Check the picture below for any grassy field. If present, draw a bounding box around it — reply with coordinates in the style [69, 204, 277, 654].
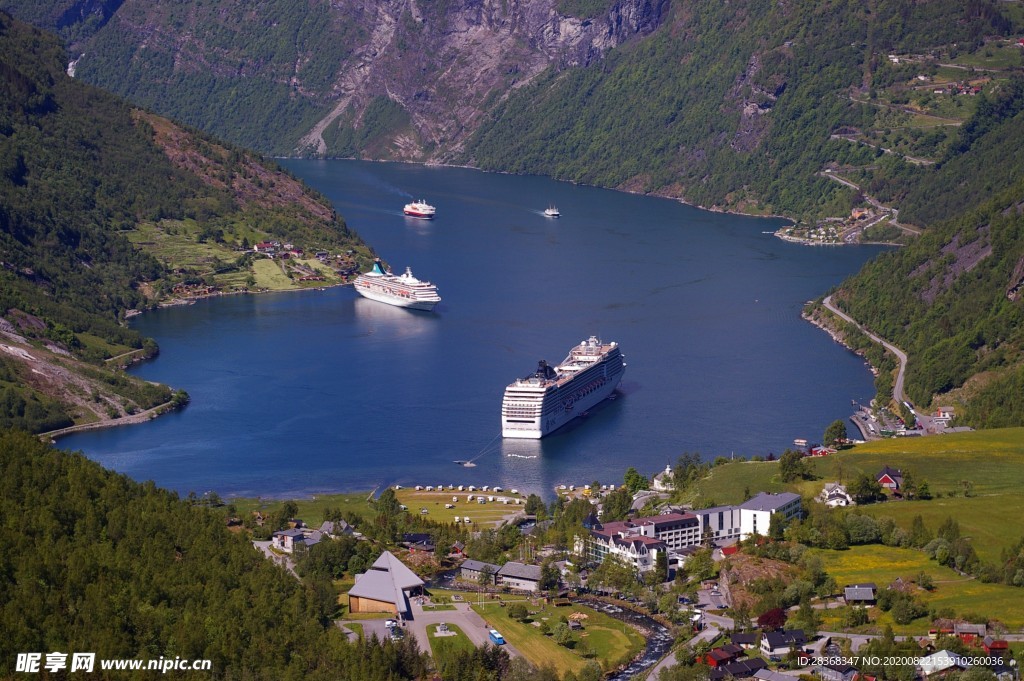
[691, 428, 1024, 562]
[427, 623, 477, 670]
[469, 601, 644, 675]
[252, 258, 294, 290]
[228, 485, 520, 531]
[396, 488, 524, 526]
[813, 545, 1024, 631]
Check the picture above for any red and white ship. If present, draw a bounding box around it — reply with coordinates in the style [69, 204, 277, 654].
[403, 199, 436, 219]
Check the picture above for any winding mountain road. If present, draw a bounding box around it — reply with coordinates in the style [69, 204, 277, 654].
[822, 295, 910, 408]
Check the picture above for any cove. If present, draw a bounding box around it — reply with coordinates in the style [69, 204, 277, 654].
[59, 160, 888, 498]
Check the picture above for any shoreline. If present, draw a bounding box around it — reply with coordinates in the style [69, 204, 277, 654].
[282, 155, 797, 222]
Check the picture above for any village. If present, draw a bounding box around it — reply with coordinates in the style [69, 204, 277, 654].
[245, 453, 1020, 681]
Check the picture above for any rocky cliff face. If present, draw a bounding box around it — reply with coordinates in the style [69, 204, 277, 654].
[58, 0, 667, 158]
[300, 0, 669, 158]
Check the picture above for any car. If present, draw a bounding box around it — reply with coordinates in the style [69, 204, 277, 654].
[420, 508, 429, 514]
[385, 620, 397, 629]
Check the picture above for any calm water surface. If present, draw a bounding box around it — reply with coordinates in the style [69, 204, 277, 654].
[61, 161, 887, 497]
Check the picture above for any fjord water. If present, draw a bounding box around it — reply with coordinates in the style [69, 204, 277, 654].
[61, 160, 887, 498]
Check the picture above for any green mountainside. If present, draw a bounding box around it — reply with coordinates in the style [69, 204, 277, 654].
[0, 12, 372, 433]
[0, 429, 429, 679]
[5, 0, 1024, 425]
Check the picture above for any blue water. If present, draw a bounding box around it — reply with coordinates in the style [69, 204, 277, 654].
[60, 160, 887, 498]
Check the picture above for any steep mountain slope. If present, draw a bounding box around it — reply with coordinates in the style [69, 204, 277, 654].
[0, 429, 429, 679]
[38, 0, 667, 158]
[0, 12, 372, 433]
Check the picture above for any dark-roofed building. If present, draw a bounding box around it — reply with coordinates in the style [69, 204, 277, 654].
[347, 551, 424, 618]
[319, 519, 353, 537]
[732, 632, 759, 649]
[703, 644, 745, 667]
[761, 630, 807, 658]
[460, 559, 500, 585]
[844, 583, 877, 605]
[754, 670, 797, 681]
[877, 466, 903, 490]
[709, 658, 767, 680]
[497, 561, 544, 592]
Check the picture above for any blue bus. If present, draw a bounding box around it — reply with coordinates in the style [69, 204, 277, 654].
[488, 629, 506, 645]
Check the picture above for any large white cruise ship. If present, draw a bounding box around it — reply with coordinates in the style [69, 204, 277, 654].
[353, 259, 441, 311]
[501, 336, 625, 438]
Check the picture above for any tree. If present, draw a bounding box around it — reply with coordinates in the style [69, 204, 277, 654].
[623, 467, 650, 493]
[779, 449, 809, 482]
[601, 486, 633, 521]
[824, 419, 848, 445]
[507, 603, 529, 621]
[540, 559, 561, 591]
[757, 607, 787, 630]
[376, 488, 401, 517]
[524, 493, 545, 516]
[478, 565, 495, 590]
[849, 474, 883, 504]
[552, 622, 572, 646]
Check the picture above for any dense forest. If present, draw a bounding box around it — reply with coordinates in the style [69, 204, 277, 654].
[0, 429, 430, 679]
[0, 11, 371, 433]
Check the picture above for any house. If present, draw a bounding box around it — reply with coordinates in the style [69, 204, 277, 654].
[347, 551, 424, 618]
[652, 464, 675, 491]
[918, 650, 970, 677]
[739, 492, 802, 539]
[709, 658, 767, 680]
[818, 662, 859, 681]
[983, 636, 1010, 658]
[843, 583, 877, 605]
[809, 445, 836, 457]
[731, 632, 759, 649]
[954, 623, 986, 643]
[271, 528, 306, 554]
[877, 466, 903, 490]
[820, 483, 854, 508]
[704, 644, 745, 667]
[254, 241, 276, 254]
[496, 561, 544, 592]
[761, 630, 807, 658]
[460, 559, 500, 585]
[319, 519, 353, 537]
[451, 541, 466, 556]
[754, 670, 796, 681]
[935, 407, 955, 420]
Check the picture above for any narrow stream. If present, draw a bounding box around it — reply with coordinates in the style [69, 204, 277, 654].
[576, 599, 675, 680]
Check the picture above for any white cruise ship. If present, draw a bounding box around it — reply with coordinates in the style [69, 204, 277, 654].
[501, 336, 625, 438]
[353, 259, 441, 311]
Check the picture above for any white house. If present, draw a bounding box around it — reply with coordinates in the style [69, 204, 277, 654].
[739, 492, 802, 538]
[818, 483, 854, 507]
[652, 464, 675, 491]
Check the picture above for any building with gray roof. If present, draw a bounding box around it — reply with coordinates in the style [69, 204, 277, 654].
[347, 551, 424, 618]
[497, 561, 544, 592]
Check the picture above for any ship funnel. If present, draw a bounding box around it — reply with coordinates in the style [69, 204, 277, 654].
[536, 360, 557, 380]
[371, 258, 387, 275]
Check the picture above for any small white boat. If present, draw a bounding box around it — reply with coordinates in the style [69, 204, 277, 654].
[544, 205, 560, 218]
[404, 199, 436, 219]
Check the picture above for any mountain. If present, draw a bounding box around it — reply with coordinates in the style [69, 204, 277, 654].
[0, 429, 429, 679]
[0, 11, 373, 433]
[6, 0, 1024, 425]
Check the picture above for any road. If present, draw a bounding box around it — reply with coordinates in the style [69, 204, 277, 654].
[822, 295, 909, 408]
[405, 597, 524, 660]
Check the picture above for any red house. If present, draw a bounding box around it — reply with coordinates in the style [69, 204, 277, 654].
[703, 645, 744, 667]
[876, 466, 903, 490]
[983, 636, 1010, 657]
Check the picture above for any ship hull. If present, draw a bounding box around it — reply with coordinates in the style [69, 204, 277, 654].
[501, 344, 625, 438]
[355, 285, 438, 311]
[404, 211, 434, 219]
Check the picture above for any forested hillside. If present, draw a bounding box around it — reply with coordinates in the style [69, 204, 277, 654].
[0, 429, 429, 679]
[0, 12, 372, 433]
